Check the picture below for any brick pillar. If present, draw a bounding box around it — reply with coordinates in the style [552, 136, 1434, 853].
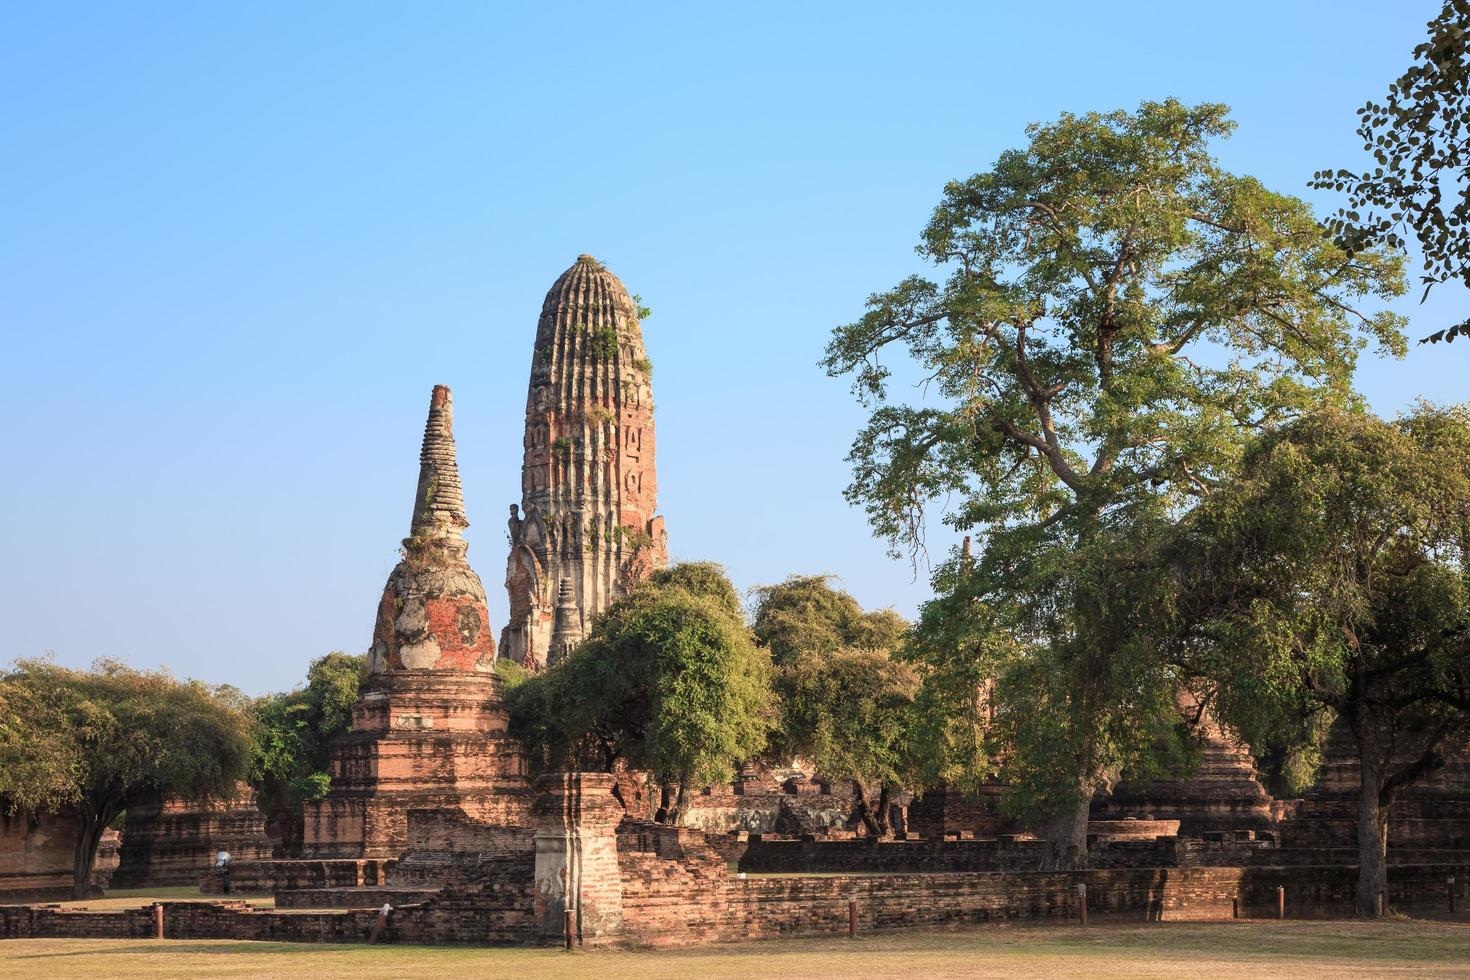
[533, 772, 624, 944]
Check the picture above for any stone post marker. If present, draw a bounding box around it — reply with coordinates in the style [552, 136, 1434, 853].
[533, 772, 624, 945]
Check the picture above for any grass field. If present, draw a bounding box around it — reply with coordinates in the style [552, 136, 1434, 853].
[2, 919, 1468, 979]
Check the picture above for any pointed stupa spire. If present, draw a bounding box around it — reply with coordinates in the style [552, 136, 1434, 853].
[409, 385, 469, 542]
[366, 384, 496, 675]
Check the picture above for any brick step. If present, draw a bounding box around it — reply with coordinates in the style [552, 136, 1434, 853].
[274, 886, 440, 910]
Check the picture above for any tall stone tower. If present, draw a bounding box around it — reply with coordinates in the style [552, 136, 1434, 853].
[502, 255, 668, 669]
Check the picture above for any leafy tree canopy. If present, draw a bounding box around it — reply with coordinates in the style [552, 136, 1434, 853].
[1313, 0, 1470, 344]
[752, 576, 915, 833]
[1164, 404, 1470, 915]
[822, 99, 1407, 867]
[751, 574, 907, 666]
[505, 562, 772, 823]
[647, 560, 745, 621]
[247, 651, 365, 853]
[0, 658, 255, 897]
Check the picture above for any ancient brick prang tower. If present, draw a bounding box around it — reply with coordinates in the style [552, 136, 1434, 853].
[502, 255, 668, 669]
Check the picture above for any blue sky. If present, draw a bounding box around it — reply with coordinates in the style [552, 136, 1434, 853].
[2, 2, 1464, 695]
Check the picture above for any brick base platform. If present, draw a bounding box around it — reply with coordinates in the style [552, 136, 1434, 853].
[273, 886, 439, 909]
[198, 858, 395, 895]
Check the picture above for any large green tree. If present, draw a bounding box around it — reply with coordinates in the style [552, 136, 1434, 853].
[1165, 406, 1470, 916]
[505, 562, 772, 823]
[822, 99, 1406, 867]
[247, 651, 365, 855]
[908, 519, 1199, 867]
[0, 659, 255, 898]
[1312, 0, 1470, 345]
[752, 575, 917, 834]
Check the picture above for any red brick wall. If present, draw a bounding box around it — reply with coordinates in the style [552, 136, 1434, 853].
[739, 835, 1047, 874]
[0, 811, 119, 898]
[198, 858, 395, 895]
[114, 786, 273, 888]
[620, 863, 1470, 947]
[0, 888, 537, 945]
[907, 785, 1015, 836]
[5, 864, 1470, 947]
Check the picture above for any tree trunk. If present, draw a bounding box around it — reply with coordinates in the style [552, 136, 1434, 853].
[873, 785, 892, 836]
[1356, 742, 1391, 917]
[667, 778, 690, 826]
[849, 782, 894, 837]
[71, 811, 105, 900]
[1038, 788, 1092, 870]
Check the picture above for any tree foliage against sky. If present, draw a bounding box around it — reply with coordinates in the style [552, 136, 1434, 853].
[1313, 0, 1470, 345]
[823, 99, 1407, 868]
[505, 562, 772, 823]
[247, 651, 365, 855]
[1164, 405, 1470, 916]
[0, 659, 254, 897]
[752, 575, 916, 834]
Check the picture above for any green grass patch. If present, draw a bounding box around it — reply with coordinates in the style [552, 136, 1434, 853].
[1, 920, 1467, 979]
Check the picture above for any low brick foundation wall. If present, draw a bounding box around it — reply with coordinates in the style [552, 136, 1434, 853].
[738, 835, 1050, 874]
[619, 863, 1470, 946]
[0, 901, 382, 943]
[199, 858, 396, 895]
[1088, 819, 1181, 839]
[735, 833, 1273, 874]
[1250, 846, 1470, 867]
[4, 863, 1468, 947]
[1, 885, 537, 945]
[274, 886, 439, 909]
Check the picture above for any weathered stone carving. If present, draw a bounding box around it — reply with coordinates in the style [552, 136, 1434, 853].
[532, 772, 624, 943]
[502, 255, 668, 669]
[548, 577, 584, 665]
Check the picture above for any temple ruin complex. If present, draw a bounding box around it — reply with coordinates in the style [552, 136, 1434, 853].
[6, 256, 1469, 945]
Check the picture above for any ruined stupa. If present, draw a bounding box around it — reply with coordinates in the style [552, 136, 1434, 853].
[502, 255, 668, 669]
[1091, 692, 1277, 836]
[301, 385, 529, 858]
[365, 384, 495, 674]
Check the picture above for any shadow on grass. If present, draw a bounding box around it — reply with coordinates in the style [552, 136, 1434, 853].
[6, 941, 380, 960]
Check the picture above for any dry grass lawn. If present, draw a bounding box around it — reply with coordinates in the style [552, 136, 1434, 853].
[2, 919, 1468, 979]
